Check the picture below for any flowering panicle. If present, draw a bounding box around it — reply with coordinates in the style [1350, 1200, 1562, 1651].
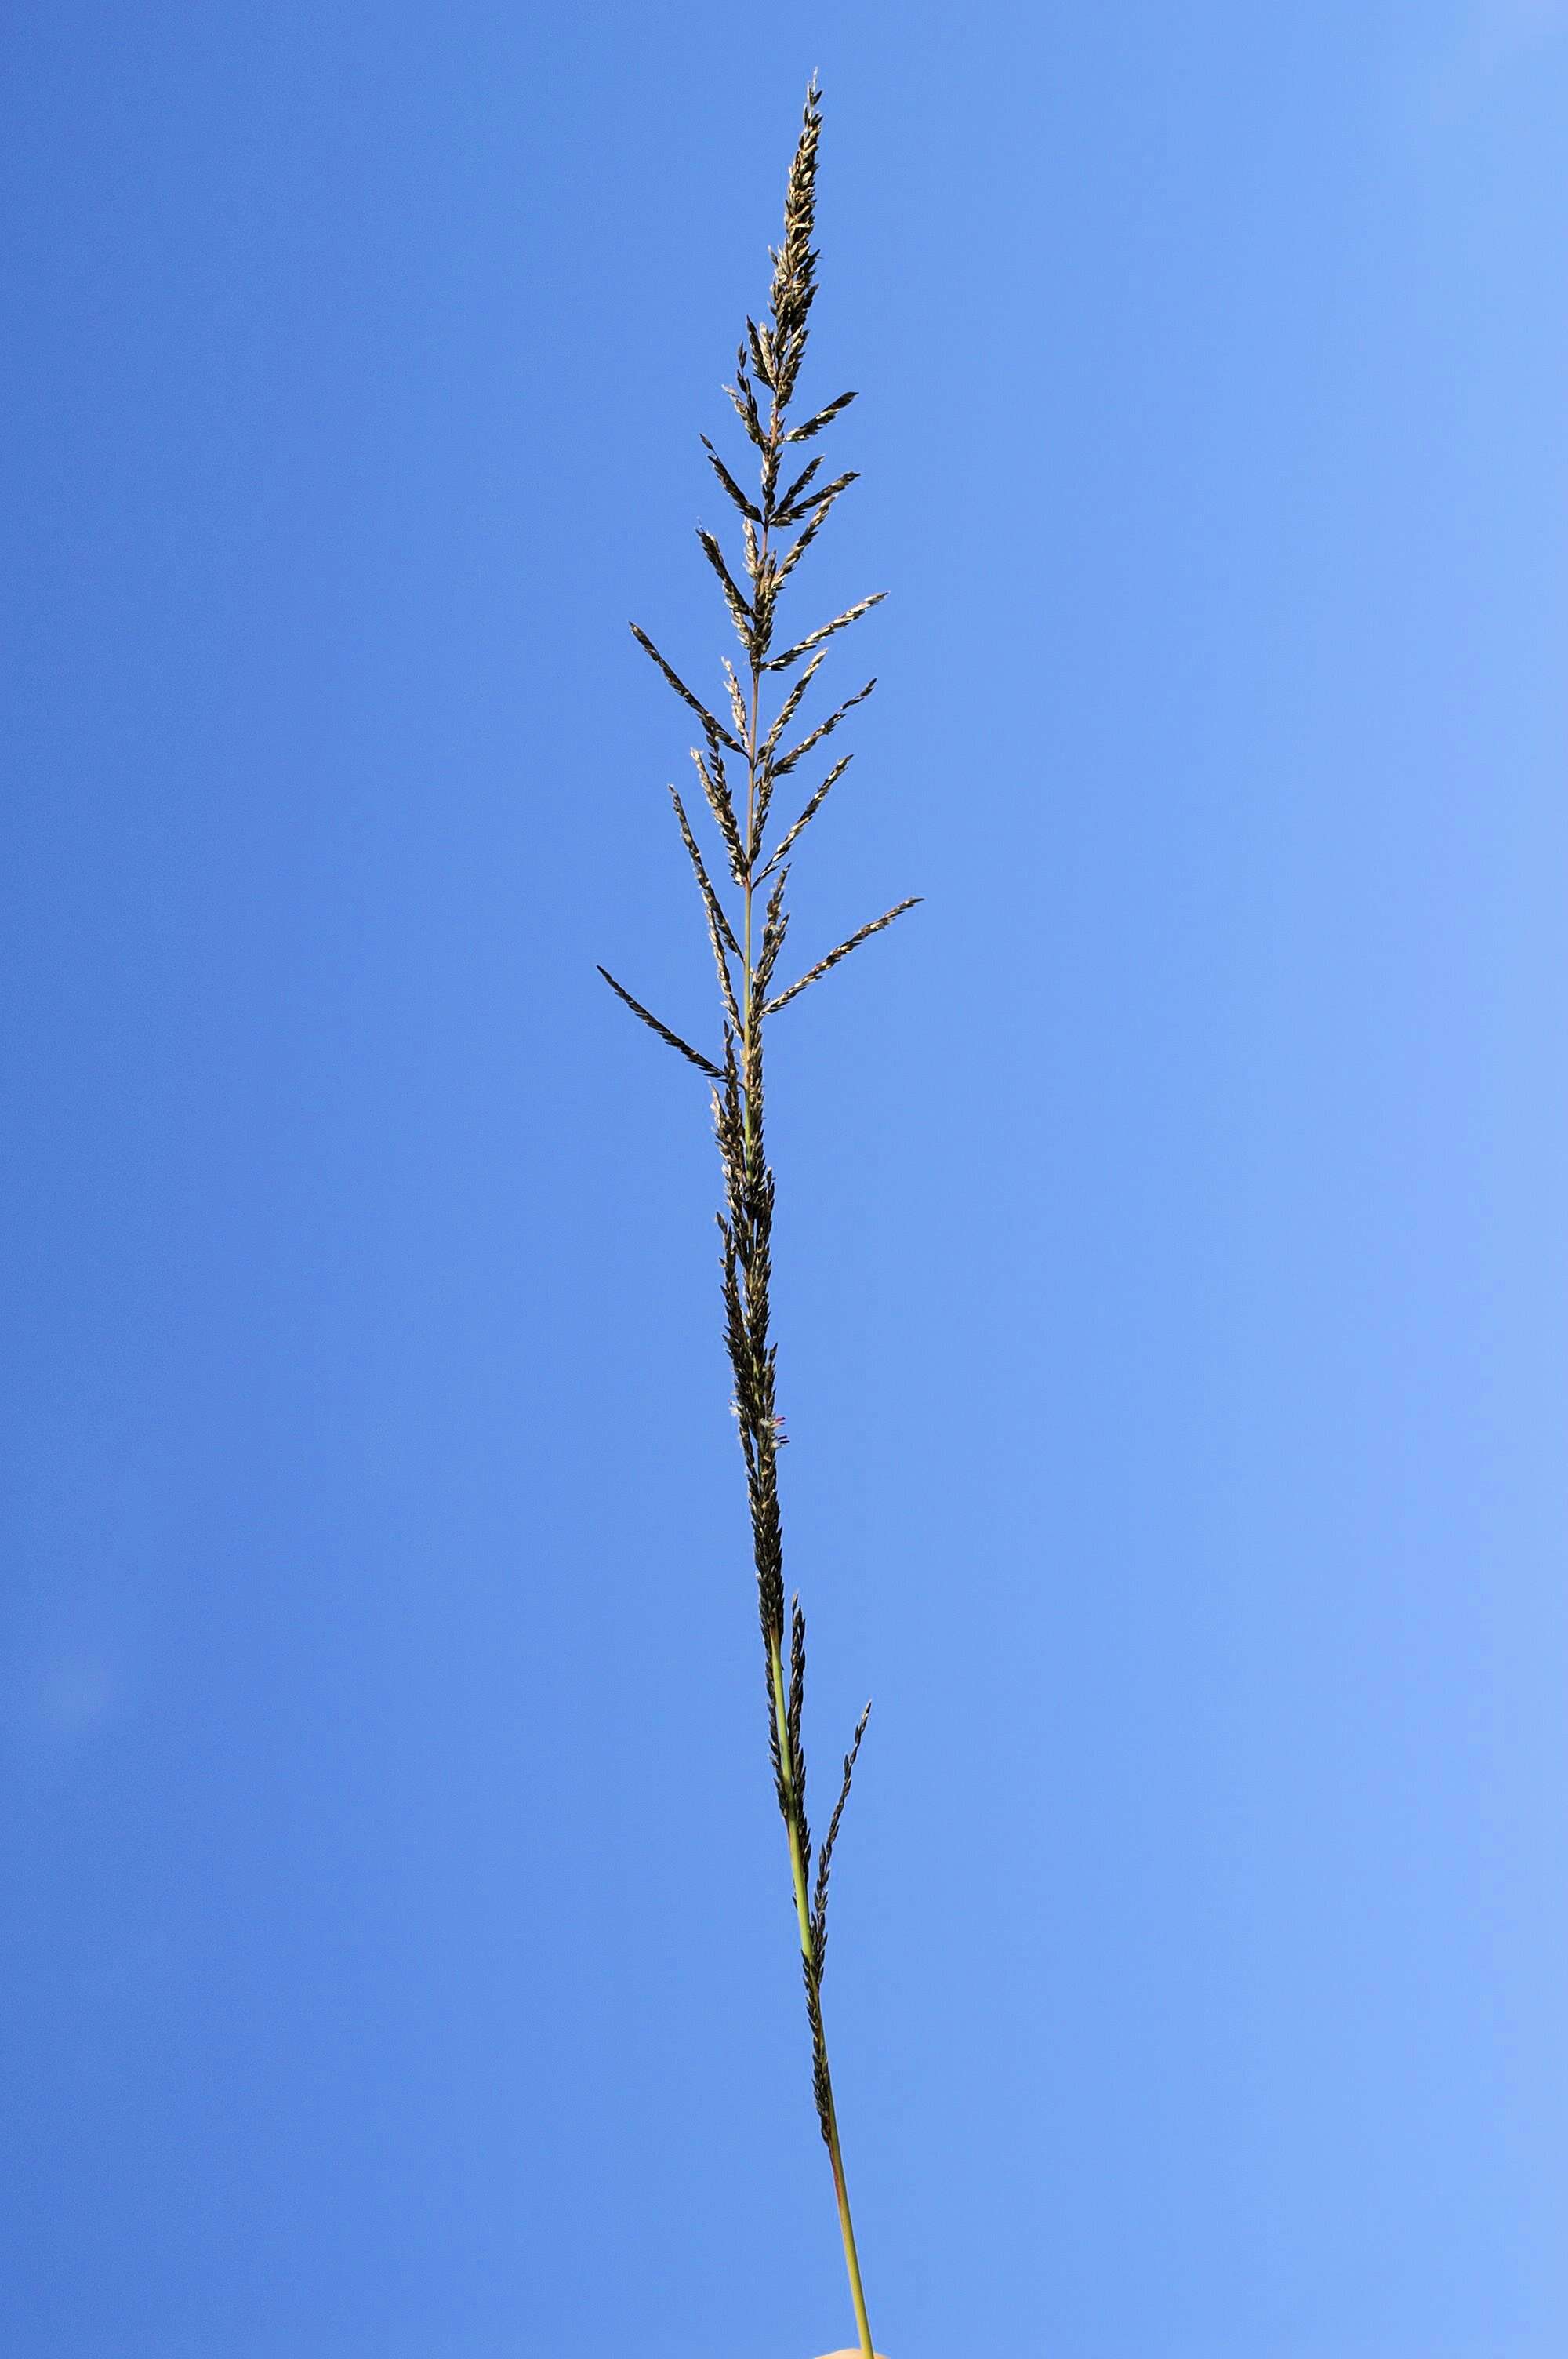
[599, 82, 914, 2359]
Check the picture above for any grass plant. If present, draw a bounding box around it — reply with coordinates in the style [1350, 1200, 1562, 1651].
[600, 79, 914, 2359]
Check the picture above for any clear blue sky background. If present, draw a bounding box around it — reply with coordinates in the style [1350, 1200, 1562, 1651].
[4, 5, 1566, 2357]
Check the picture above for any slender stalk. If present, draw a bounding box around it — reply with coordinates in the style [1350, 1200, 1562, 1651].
[768, 1630, 876, 2357]
[604, 80, 917, 2354]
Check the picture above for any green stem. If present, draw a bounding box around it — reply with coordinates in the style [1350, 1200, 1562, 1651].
[767, 1630, 875, 2359]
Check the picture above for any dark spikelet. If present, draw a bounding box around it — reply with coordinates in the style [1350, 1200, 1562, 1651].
[700, 435, 763, 522]
[763, 896, 923, 1016]
[771, 453, 822, 520]
[755, 867, 791, 998]
[760, 753, 853, 878]
[596, 965, 723, 1079]
[788, 1595, 807, 1764]
[788, 1594, 810, 1875]
[690, 743, 745, 883]
[723, 359, 766, 449]
[811, 1700, 871, 1969]
[745, 316, 775, 391]
[702, 911, 741, 1034]
[720, 658, 750, 744]
[806, 1957, 833, 2144]
[668, 787, 739, 952]
[750, 747, 780, 857]
[760, 648, 829, 765]
[668, 787, 742, 1030]
[630, 623, 746, 754]
[769, 486, 851, 596]
[766, 591, 887, 674]
[697, 529, 755, 655]
[785, 389, 858, 444]
[768, 677, 875, 781]
[771, 467, 859, 530]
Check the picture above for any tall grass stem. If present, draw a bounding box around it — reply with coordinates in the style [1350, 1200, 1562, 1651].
[602, 82, 915, 2357]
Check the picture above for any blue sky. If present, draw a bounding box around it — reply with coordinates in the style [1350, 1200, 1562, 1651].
[4, 5, 1566, 2356]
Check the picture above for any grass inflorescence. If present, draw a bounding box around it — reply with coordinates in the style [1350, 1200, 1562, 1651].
[601, 79, 913, 2359]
